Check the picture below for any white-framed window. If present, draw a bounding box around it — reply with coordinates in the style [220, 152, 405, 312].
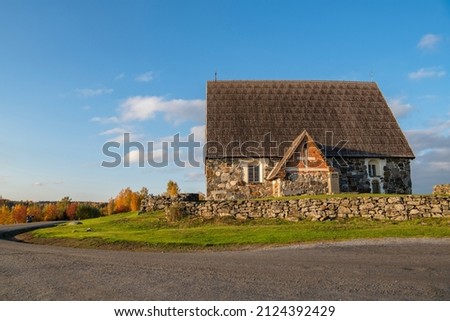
[247, 164, 260, 183]
[368, 159, 380, 177]
[241, 159, 266, 183]
[365, 158, 387, 194]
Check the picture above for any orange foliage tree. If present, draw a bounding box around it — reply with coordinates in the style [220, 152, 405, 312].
[114, 187, 133, 213]
[0, 205, 12, 225]
[11, 204, 28, 223]
[130, 193, 141, 212]
[66, 202, 78, 220]
[27, 204, 43, 222]
[43, 203, 62, 221]
[110, 187, 148, 214]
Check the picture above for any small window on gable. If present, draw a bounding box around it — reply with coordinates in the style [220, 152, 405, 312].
[301, 142, 308, 167]
[248, 164, 261, 183]
[368, 160, 379, 177]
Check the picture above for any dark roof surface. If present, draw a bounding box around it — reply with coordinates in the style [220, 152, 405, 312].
[206, 80, 414, 159]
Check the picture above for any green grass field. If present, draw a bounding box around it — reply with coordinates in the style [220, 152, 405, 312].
[30, 210, 450, 251]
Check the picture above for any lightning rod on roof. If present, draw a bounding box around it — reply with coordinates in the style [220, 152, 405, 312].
[370, 70, 374, 82]
[214, 71, 217, 81]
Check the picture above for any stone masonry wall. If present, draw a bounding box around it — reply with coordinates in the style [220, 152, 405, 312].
[384, 158, 412, 194]
[331, 157, 369, 193]
[206, 158, 275, 200]
[332, 157, 412, 194]
[207, 157, 413, 200]
[279, 171, 329, 196]
[171, 195, 449, 222]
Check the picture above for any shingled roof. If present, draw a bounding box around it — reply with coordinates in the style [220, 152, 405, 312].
[206, 80, 414, 159]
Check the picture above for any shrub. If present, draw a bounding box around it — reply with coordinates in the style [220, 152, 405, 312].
[166, 180, 180, 198]
[76, 204, 101, 220]
[166, 203, 186, 222]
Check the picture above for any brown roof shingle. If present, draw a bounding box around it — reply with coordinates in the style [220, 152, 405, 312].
[206, 80, 414, 159]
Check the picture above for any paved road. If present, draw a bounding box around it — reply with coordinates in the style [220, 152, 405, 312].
[0, 224, 449, 300]
[0, 221, 63, 238]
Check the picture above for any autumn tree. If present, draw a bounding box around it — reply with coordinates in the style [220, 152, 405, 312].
[166, 180, 180, 198]
[114, 187, 133, 213]
[57, 196, 72, 219]
[106, 198, 115, 216]
[27, 204, 43, 222]
[11, 204, 28, 223]
[43, 203, 62, 221]
[139, 187, 149, 199]
[0, 205, 12, 225]
[130, 192, 141, 212]
[66, 202, 78, 220]
[109, 187, 150, 214]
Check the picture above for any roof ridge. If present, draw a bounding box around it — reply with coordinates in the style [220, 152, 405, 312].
[207, 80, 377, 84]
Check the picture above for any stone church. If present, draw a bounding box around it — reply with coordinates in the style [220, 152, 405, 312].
[205, 80, 414, 200]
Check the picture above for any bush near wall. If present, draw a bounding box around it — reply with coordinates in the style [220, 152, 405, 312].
[433, 184, 450, 196]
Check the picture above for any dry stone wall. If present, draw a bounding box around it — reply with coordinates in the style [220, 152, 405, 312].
[433, 184, 450, 196]
[140, 194, 199, 213]
[167, 195, 450, 222]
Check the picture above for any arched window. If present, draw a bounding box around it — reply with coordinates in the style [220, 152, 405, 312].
[368, 160, 379, 177]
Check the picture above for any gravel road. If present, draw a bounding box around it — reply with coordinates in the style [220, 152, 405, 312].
[0, 224, 449, 300]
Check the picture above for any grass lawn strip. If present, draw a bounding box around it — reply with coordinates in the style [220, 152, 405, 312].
[27, 211, 450, 251]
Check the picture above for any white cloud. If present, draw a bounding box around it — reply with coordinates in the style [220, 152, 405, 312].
[408, 67, 446, 80]
[102, 129, 205, 168]
[90, 116, 119, 124]
[388, 97, 413, 117]
[190, 125, 206, 143]
[135, 71, 154, 82]
[75, 87, 113, 97]
[405, 121, 450, 193]
[99, 128, 128, 136]
[114, 73, 125, 80]
[102, 130, 143, 144]
[184, 171, 204, 182]
[417, 33, 442, 50]
[126, 149, 144, 165]
[31, 181, 64, 187]
[428, 161, 450, 171]
[120, 96, 205, 125]
[147, 148, 168, 164]
[120, 141, 171, 167]
[418, 94, 438, 101]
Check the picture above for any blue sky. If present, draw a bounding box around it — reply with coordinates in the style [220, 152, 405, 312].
[0, 0, 449, 201]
